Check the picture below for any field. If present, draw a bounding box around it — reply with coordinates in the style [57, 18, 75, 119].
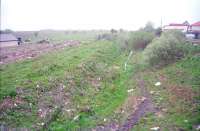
[0, 30, 200, 131]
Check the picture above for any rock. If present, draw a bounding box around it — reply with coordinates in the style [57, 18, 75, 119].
[150, 126, 160, 131]
[155, 82, 161, 86]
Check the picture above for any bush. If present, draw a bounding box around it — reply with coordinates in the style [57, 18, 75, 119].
[127, 31, 155, 50]
[143, 30, 190, 67]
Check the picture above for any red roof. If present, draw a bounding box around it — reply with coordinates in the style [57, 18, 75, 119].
[169, 23, 187, 26]
[191, 21, 200, 26]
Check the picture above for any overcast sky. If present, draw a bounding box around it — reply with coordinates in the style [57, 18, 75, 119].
[1, 0, 200, 31]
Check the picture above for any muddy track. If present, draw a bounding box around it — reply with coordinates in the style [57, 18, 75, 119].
[118, 79, 156, 131]
[93, 79, 157, 131]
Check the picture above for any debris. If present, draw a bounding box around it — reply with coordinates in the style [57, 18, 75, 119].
[155, 82, 161, 86]
[29, 103, 32, 107]
[196, 125, 200, 130]
[184, 120, 188, 123]
[14, 103, 17, 107]
[140, 97, 146, 101]
[150, 91, 155, 94]
[66, 109, 71, 112]
[104, 118, 107, 122]
[124, 51, 133, 71]
[127, 89, 134, 93]
[36, 84, 40, 88]
[73, 115, 79, 121]
[150, 126, 160, 131]
[121, 110, 124, 113]
[38, 122, 45, 126]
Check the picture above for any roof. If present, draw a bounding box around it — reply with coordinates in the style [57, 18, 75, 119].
[0, 34, 18, 42]
[169, 23, 188, 26]
[191, 21, 200, 26]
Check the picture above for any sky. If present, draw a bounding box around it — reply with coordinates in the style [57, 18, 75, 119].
[1, 0, 200, 31]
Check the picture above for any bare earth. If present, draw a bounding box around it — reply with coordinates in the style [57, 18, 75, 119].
[0, 40, 80, 65]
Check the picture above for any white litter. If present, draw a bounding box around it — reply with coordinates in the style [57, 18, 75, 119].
[104, 118, 107, 122]
[155, 82, 161, 86]
[14, 103, 17, 107]
[124, 51, 133, 71]
[150, 91, 155, 94]
[66, 109, 71, 112]
[36, 84, 40, 88]
[184, 120, 188, 123]
[127, 89, 134, 93]
[150, 126, 160, 131]
[73, 115, 80, 121]
[196, 125, 200, 130]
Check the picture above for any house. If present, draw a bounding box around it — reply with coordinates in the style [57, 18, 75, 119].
[162, 21, 200, 39]
[0, 34, 21, 47]
[188, 21, 200, 39]
[162, 22, 189, 32]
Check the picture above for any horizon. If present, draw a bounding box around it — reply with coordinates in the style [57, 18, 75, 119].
[1, 0, 200, 31]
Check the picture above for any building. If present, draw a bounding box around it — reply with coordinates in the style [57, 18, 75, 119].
[162, 21, 200, 39]
[0, 34, 21, 47]
[188, 21, 200, 39]
[162, 22, 189, 33]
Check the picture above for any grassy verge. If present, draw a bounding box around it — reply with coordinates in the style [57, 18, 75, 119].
[0, 40, 136, 130]
[132, 54, 200, 131]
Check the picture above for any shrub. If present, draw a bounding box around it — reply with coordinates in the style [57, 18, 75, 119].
[127, 31, 155, 50]
[143, 30, 190, 67]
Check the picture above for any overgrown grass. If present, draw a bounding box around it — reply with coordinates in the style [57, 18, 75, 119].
[0, 40, 136, 130]
[132, 53, 200, 131]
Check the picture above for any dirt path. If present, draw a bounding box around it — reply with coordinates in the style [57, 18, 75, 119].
[93, 79, 157, 131]
[118, 79, 156, 131]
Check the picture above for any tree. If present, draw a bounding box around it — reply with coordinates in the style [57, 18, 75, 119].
[143, 22, 155, 32]
[110, 29, 117, 34]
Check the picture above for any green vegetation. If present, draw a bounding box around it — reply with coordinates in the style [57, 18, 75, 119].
[15, 30, 107, 43]
[143, 31, 193, 67]
[0, 29, 199, 130]
[125, 31, 155, 51]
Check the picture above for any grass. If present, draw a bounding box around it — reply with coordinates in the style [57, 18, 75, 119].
[0, 32, 199, 130]
[132, 53, 200, 131]
[0, 40, 135, 130]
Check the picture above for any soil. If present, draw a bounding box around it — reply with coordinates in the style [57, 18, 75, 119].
[0, 40, 80, 65]
[0, 96, 26, 112]
[93, 79, 157, 131]
[118, 79, 157, 131]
